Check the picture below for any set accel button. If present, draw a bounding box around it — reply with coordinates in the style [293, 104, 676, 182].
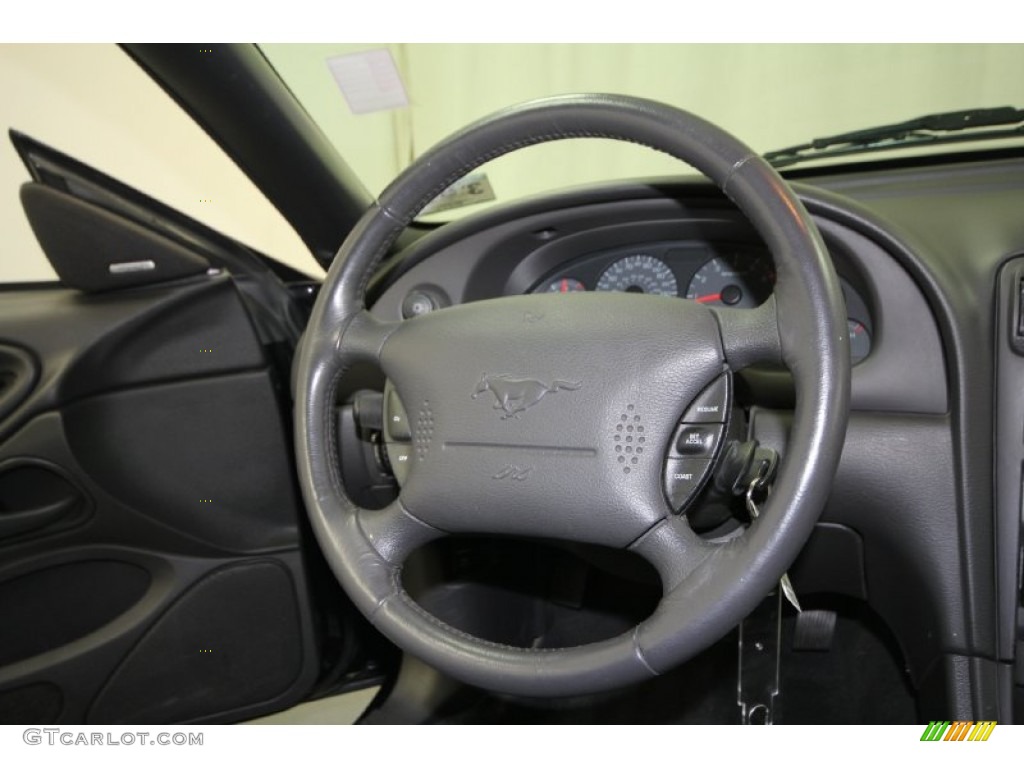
[674, 424, 724, 457]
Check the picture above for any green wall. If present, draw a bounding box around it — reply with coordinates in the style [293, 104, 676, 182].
[264, 43, 1024, 216]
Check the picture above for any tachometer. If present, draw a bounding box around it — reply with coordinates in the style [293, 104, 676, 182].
[685, 253, 773, 308]
[596, 254, 678, 295]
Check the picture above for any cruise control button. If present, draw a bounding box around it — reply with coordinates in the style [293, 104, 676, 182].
[682, 375, 729, 423]
[386, 389, 412, 441]
[673, 424, 724, 458]
[386, 443, 413, 484]
[664, 459, 711, 510]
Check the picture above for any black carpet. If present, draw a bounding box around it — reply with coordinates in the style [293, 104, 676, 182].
[438, 597, 917, 725]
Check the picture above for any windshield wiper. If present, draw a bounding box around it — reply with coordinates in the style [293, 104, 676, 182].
[764, 106, 1024, 169]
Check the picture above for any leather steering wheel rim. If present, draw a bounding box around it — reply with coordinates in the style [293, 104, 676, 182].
[294, 94, 850, 697]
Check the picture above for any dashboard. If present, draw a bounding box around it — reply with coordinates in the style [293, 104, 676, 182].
[370, 186, 945, 415]
[362, 158, 1024, 720]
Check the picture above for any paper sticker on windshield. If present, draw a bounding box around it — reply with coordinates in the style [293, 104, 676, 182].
[421, 172, 496, 215]
[327, 49, 409, 115]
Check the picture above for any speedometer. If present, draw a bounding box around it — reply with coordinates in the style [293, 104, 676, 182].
[596, 254, 678, 296]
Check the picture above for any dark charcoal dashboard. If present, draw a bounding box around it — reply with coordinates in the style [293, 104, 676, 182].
[364, 156, 1024, 721]
[371, 183, 945, 414]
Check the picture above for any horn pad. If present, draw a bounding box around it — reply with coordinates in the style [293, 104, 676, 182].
[378, 292, 725, 545]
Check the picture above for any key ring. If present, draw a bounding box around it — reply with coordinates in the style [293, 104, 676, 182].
[745, 458, 773, 520]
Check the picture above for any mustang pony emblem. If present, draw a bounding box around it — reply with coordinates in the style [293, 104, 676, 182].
[472, 373, 581, 419]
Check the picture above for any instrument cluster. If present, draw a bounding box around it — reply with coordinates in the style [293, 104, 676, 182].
[530, 241, 873, 363]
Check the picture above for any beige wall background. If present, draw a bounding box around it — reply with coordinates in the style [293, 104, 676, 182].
[3, 44, 1024, 283]
[0, 44, 320, 282]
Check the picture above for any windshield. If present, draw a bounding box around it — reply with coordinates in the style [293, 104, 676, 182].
[262, 43, 1024, 220]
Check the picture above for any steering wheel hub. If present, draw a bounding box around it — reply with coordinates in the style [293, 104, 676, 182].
[379, 292, 725, 545]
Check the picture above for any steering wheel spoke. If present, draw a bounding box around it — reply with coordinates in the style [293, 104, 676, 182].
[713, 295, 783, 370]
[357, 498, 446, 565]
[630, 515, 715, 592]
[336, 309, 402, 367]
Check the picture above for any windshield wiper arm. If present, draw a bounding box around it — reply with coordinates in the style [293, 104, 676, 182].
[764, 106, 1024, 168]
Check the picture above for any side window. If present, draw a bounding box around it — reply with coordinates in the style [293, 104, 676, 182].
[0, 44, 322, 285]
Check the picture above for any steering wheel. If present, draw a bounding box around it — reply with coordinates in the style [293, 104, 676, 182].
[294, 94, 850, 698]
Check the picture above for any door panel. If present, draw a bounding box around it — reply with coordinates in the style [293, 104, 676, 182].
[0, 345, 37, 422]
[0, 459, 89, 543]
[0, 273, 320, 724]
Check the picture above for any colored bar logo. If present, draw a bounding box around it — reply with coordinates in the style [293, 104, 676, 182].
[920, 721, 996, 741]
